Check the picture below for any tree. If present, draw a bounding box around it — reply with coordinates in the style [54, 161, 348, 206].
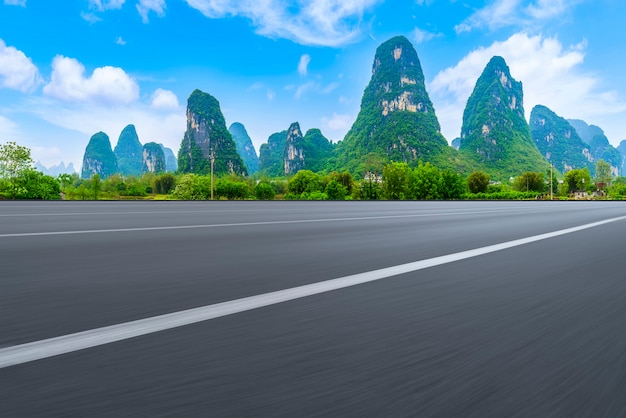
[288, 170, 322, 196]
[564, 168, 592, 193]
[382, 162, 411, 200]
[325, 180, 347, 200]
[595, 159, 612, 189]
[91, 174, 101, 200]
[411, 162, 442, 200]
[467, 171, 490, 194]
[254, 182, 275, 200]
[0, 141, 34, 198]
[513, 172, 544, 192]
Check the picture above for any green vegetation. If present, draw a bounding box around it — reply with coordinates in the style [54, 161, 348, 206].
[0, 141, 60, 199]
[228, 122, 259, 175]
[460, 57, 549, 179]
[530, 105, 593, 174]
[114, 124, 143, 177]
[81, 132, 118, 179]
[178, 89, 246, 176]
[335, 35, 449, 173]
[142, 142, 166, 174]
[467, 171, 490, 194]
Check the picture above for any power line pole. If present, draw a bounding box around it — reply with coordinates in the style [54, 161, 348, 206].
[550, 162, 553, 200]
[210, 151, 215, 201]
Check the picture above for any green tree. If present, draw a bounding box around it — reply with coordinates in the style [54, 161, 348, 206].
[0, 141, 34, 198]
[324, 180, 347, 200]
[564, 168, 591, 193]
[382, 162, 411, 200]
[595, 159, 612, 189]
[440, 170, 466, 199]
[254, 182, 275, 200]
[288, 170, 322, 197]
[467, 171, 490, 194]
[91, 174, 101, 200]
[512, 172, 545, 192]
[411, 162, 442, 200]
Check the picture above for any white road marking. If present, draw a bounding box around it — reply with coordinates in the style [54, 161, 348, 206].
[0, 208, 534, 238]
[2, 214, 625, 369]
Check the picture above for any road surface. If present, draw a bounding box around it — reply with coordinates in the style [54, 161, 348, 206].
[1, 201, 625, 416]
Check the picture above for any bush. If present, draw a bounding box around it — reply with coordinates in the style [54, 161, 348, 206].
[254, 182, 275, 200]
[467, 171, 490, 194]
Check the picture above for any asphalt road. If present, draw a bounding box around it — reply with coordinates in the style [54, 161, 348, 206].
[1, 200, 626, 416]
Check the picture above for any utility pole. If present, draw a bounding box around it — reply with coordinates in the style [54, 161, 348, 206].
[550, 162, 553, 200]
[210, 151, 215, 201]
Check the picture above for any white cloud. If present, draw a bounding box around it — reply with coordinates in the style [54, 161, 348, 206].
[292, 81, 341, 99]
[455, 0, 583, 33]
[429, 32, 626, 143]
[298, 54, 311, 77]
[4, 0, 27, 6]
[413, 27, 442, 44]
[88, 0, 125, 11]
[0, 39, 42, 92]
[0, 115, 18, 138]
[184, 0, 381, 46]
[115, 36, 127, 45]
[137, 0, 166, 23]
[43, 55, 139, 105]
[150, 88, 179, 109]
[322, 113, 353, 132]
[81, 12, 102, 23]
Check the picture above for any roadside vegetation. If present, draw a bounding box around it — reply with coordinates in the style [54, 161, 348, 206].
[2, 141, 625, 201]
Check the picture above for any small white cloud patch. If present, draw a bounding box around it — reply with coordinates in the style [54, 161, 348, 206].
[298, 54, 311, 77]
[137, 0, 166, 23]
[115, 36, 127, 45]
[4, 0, 27, 6]
[150, 88, 179, 109]
[43, 55, 139, 105]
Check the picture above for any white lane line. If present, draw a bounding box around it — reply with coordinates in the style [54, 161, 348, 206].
[0, 209, 526, 238]
[2, 215, 625, 369]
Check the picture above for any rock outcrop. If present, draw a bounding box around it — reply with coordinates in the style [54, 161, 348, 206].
[160, 144, 178, 172]
[81, 132, 118, 179]
[284, 122, 305, 175]
[228, 122, 259, 174]
[142, 142, 166, 174]
[114, 124, 143, 177]
[177, 89, 246, 176]
[529, 105, 593, 173]
[258, 130, 287, 176]
[459, 56, 548, 177]
[335, 35, 448, 172]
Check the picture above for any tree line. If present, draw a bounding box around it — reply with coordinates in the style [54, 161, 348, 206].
[1, 141, 623, 200]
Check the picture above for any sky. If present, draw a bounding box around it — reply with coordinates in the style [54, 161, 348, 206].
[1, 0, 625, 170]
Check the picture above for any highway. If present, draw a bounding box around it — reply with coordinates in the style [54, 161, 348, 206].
[1, 200, 626, 416]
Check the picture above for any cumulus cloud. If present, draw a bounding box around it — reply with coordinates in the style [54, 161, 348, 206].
[298, 54, 311, 77]
[429, 32, 626, 143]
[455, 0, 583, 33]
[184, 0, 381, 46]
[137, 0, 166, 23]
[43, 55, 139, 105]
[322, 112, 353, 132]
[4, 0, 27, 6]
[150, 88, 179, 109]
[0, 39, 42, 92]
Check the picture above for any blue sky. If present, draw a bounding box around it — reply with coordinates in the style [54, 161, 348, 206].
[1, 0, 625, 170]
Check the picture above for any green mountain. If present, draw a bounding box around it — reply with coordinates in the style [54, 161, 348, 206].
[258, 130, 287, 176]
[590, 134, 621, 174]
[302, 128, 334, 172]
[459, 56, 548, 178]
[159, 144, 178, 172]
[113, 124, 143, 177]
[529, 105, 593, 173]
[142, 142, 166, 174]
[81, 132, 118, 179]
[177, 89, 246, 176]
[567, 119, 605, 144]
[618, 140, 626, 175]
[228, 122, 259, 174]
[335, 35, 448, 173]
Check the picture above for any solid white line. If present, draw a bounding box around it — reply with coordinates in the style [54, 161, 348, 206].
[0, 208, 533, 238]
[2, 214, 625, 369]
